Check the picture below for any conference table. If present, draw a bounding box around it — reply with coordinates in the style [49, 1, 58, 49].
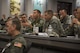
[0, 33, 80, 53]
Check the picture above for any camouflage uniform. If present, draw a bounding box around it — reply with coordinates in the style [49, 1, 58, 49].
[44, 16, 65, 36]
[1, 34, 27, 53]
[31, 17, 45, 32]
[21, 20, 32, 33]
[66, 24, 80, 37]
[60, 15, 72, 30]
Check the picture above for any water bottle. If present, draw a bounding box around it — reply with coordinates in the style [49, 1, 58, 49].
[33, 25, 39, 34]
[74, 24, 79, 39]
[47, 25, 53, 35]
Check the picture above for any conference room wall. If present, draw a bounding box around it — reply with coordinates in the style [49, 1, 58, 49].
[0, 0, 76, 19]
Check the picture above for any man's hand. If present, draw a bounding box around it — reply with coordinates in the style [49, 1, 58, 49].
[72, 18, 80, 25]
[22, 22, 32, 28]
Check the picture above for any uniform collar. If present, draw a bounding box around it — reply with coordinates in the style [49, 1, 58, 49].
[33, 17, 41, 23]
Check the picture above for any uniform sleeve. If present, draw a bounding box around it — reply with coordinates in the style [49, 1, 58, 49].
[57, 20, 65, 36]
[63, 16, 72, 30]
[51, 19, 65, 36]
[74, 24, 80, 35]
[66, 16, 72, 25]
[9, 42, 24, 53]
[9, 37, 27, 53]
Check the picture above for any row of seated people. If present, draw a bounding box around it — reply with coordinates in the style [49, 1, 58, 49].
[0, 8, 80, 37]
[0, 8, 80, 53]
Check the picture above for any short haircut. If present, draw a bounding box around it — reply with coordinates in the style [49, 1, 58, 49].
[61, 9, 67, 13]
[44, 10, 53, 15]
[34, 9, 41, 14]
[21, 13, 27, 17]
[11, 18, 21, 31]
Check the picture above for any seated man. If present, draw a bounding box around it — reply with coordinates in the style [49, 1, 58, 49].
[66, 8, 80, 37]
[59, 9, 72, 30]
[20, 14, 32, 33]
[31, 9, 45, 32]
[1, 18, 27, 53]
[43, 10, 65, 37]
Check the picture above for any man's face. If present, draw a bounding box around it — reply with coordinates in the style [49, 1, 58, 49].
[59, 10, 67, 17]
[21, 15, 27, 21]
[44, 13, 52, 21]
[76, 8, 80, 19]
[6, 20, 15, 35]
[33, 11, 39, 19]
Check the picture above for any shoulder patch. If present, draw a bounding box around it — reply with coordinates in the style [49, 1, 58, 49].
[14, 42, 22, 48]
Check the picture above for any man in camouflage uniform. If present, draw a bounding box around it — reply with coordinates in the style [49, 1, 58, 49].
[1, 18, 27, 53]
[66, 8, 80, 38]
[20, 14, 32, 33]
[31, 9, 45, 32]
[43, 10, 65, 37]
[59, 9, 72, 30]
